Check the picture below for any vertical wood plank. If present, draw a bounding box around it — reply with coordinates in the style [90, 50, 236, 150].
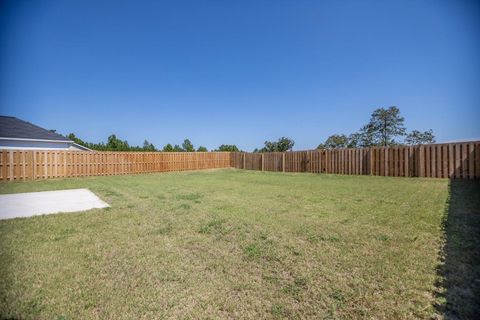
[468, 143, 474, 179]
[384, 148, 389, 176]
[448, 144, 454, 178]
[44, 151, 48, 179]
[404, 147, 409, 177]
[21, 151, 26, 180]
[442, 145, 448, 178]
[462, 143, 468, 179]
[32, 151, 37, 180]
[9, 151, 14, 181]
[431, 146, 436, 178]
[476, 143, 480, 179]
[455, 144, 461, 179]
[419, 145, 425, 177]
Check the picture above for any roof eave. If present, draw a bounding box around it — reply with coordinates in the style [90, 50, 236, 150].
[72, 142, 93, 152]
[0, 136, 72, 143]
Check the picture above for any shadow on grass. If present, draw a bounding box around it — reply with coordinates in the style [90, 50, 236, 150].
[435, 179, 480, 319]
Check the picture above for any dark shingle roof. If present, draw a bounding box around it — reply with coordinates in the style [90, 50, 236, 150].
[0, 116, 71, 141]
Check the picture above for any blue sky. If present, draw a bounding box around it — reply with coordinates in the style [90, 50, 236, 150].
[1, 0, 479, 151]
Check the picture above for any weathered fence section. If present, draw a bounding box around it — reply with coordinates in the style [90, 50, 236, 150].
[232, 141, 480, 179]
[0, 151, 231, 181]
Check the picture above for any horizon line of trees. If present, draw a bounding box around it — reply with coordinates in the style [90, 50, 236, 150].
[316, 106, 435, 149]
[66, 106, 436, 153]
[67, 134, 242, 152]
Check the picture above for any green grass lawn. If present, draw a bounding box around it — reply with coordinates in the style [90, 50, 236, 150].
[0, 169, 478, 319]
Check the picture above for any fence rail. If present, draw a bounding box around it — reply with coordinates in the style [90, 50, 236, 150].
[0, 151, 231, 181]
[232, 141, 480, 179]
[1, 141, 479, 181]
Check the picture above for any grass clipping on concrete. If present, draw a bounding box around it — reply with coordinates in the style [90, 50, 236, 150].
[0, 169, 478, 319]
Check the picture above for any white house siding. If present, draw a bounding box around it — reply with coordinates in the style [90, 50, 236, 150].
[0, 139, 87, 151]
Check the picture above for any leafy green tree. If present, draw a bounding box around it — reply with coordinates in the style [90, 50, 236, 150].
[405, 129, 435, 145]
[197, 146, 208, 152]
[182, 139, 194, 152]
[354, 126, 377, 147]
[106, 135, 130, 151]
[216, 144, 240, 152]
[162, 144, 174, 152]
[276, 137, 295, 151]
[67, 133, 160, 151]
[346, 133, 362, 148]
[317, 134, 349, 149]
[315, 107, 435, 149]
[173, 144, 183, 152]
[258, 137, 294, 152]
[143, 140, 156, 151]
[360, 106, 406, 146]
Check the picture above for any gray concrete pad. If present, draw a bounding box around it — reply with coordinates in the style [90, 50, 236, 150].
[0, 188, 109, 220]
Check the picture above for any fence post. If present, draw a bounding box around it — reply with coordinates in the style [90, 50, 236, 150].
[369, 148, 374, 175]
[9, 151, 13, 181]
[21, 151, 26, 180]
[54, 152, 58, 178]
[243, 152, 246, 170]
[32, 151, 36, 180]
[44, 151, 48, 179]
[261, 153, 264, 171]
[325, 150, 328, 173]
[307, 151, 311, 172]
[282, 153, 285, 173]
[64, 152, 68, 177]
[419, 145, 425, 177]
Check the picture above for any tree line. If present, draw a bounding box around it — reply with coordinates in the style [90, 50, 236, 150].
[252, 106, 435, 152]
[316, 106, 435, 149]
[67, 134, 241, 152]
[66, 106, 435, 152]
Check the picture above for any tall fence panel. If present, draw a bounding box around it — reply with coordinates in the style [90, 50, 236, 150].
[231, 142, 480, 179]
[0, 151, 231, 181]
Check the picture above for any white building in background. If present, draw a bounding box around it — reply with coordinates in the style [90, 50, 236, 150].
[0, 116, 91, 151]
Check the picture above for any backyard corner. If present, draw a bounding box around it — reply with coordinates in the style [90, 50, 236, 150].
[0, 169, 478, 319]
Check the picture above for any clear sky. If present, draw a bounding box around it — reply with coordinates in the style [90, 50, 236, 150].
[1, 0, 479, 151]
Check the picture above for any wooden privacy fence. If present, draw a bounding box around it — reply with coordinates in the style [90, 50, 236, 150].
[1, 141, 479, 181]
[231, 141, 480, 179]
[0, 151, 231, 181]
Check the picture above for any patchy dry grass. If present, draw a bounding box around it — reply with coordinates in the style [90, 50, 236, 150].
[0, 169, 477, 319]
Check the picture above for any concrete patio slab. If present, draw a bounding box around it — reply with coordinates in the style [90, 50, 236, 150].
[0, 188, 110, 220]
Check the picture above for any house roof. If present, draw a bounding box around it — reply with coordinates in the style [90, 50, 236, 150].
[0, 116, 71, 142]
